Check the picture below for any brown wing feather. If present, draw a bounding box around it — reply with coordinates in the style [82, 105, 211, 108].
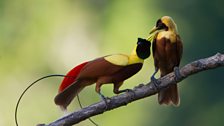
[112, 63, 143, 83]
[155, 34, 182, 106]
[152, 33, 159, 68]
[78, 57, 143, 88]
[54, 80, 85, 110]
[77, 57, 123, 80]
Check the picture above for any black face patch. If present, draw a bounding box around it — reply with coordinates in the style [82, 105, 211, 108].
[156, 19, 162, 27]
[156, 19, 168, 31]
[136, 38, 151, 59]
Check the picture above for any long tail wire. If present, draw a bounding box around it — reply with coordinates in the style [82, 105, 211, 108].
[15, 74, 98, 126]
[77, 94, 99, 126]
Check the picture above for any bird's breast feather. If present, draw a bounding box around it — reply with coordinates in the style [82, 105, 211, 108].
[157, 31, 177, 43]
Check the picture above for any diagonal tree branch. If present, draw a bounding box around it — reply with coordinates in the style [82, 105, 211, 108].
[40, 53, 224, 126]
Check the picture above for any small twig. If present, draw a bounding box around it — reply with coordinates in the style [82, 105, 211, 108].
[41, 53, 224, 126]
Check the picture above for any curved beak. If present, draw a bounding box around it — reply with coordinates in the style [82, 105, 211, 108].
[147, 26, 159, 41]
[149, 26, 159, 34]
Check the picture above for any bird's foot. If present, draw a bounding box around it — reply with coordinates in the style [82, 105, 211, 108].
[174, 67, 183, 82]
[98, 92, 110, 110]
[151, 76, 161, 91]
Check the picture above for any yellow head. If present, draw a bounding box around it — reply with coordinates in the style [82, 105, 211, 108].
[149, 16, 178, 35]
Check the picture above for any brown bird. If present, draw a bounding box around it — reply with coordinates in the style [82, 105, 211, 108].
[149, 16, 183, 106]
[54, 38, 151, 110]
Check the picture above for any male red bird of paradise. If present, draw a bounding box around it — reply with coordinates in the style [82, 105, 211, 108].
[149, 16, 183, 106]
[54, 38, 151, 110]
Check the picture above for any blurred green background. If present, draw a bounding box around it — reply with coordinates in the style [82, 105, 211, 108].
[1, 0, 224, 125]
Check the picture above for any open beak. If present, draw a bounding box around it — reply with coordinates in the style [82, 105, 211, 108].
[149, 26, 159, 34]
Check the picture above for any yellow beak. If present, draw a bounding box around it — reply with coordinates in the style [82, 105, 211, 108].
[147, 26, 159, 41]
[149, 26, 159, 34]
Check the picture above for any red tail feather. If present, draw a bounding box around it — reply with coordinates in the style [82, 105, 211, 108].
[59, 62, 88, 92]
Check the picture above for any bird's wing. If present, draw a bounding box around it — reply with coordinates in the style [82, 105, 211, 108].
[77, 55, 128, 80]
[55, 80, 85, 110]
[77, 55, 129, 79]
[152, 33, 158, 57]
[152, 33, 159, 68]
[104, 54, 129, 66]
[58, 62, 88, 93]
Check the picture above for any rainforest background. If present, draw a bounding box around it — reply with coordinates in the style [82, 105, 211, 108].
[0, 0, 224, 125]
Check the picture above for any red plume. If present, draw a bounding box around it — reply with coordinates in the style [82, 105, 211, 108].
[59, 62, 88, 93]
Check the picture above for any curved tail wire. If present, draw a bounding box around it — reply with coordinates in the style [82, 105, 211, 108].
[15, 74, 98, 126]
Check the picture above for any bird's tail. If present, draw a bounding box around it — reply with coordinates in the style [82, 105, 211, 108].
[54, 80, 85, 110]
[158, 83, 180, 106]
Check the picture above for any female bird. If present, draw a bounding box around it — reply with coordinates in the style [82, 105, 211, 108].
[149, 16, 183, 106]
[54, 38, 151, 110]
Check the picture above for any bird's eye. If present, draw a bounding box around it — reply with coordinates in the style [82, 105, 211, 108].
[156, 19, 162, 27]
[158, 23, 168, 30]
[156, 19, 168, 30]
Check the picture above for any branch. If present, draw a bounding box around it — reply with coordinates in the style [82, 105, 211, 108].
[40, 53, 224, 126]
